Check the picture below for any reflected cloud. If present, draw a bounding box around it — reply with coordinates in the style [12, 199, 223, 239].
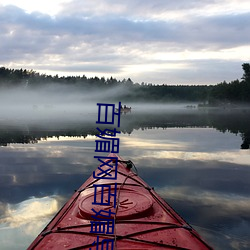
[0, 196, 62, 250]
[6, 140, 95, 175]
[43, 135, 96, 142]
[121, 136, 185, 150]
[156, 186, 250, 249]
[0, 196, 59, 230]
[153, 150, 250, 166]
[119, 127, 249, 166]
[0, 121, 249, 249]
[120, 127, 243, 151]
[0, 140, 96, 205]
[157, 186, 250, 216]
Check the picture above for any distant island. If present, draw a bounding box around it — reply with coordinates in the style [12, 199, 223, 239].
[0, 63, 249, 105]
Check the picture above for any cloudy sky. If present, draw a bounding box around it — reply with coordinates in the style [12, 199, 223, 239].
[0, 0, 250, 85]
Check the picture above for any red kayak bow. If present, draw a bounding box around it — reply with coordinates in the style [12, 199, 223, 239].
[28, 153, 213, 249]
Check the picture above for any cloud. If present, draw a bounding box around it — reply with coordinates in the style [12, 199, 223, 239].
[58, 0, 241, 19]
[0, 1, 250, 84]
[157, 186, 250, 216]
[0, 196, 59, 229]
[0, 196, 61, 249]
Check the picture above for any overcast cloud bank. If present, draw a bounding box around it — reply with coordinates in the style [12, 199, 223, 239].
[0, 0, 250, 84]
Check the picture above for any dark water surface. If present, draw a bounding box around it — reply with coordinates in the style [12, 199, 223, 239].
[0, 105, 250, 249]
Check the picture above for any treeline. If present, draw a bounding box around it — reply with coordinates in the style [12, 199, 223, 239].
[1, 108, 250, 148]
[0, 64, 249, 104]
[208, 63, 250, 104]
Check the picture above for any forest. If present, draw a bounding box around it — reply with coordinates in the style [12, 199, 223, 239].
[0, 63, 249, 104]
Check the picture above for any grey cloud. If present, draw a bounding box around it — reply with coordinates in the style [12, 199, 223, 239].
[1, 4, 249, 50]
[39, 64, 121, 74]
[185, 13, 250, 49]
[0, 3, 249, 84]
[131, 59, 244, 85]
[1, 3, 250, 45]
[59, 0, 216, 18]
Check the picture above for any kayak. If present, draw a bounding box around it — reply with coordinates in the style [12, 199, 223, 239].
[28, 153, 213, 249]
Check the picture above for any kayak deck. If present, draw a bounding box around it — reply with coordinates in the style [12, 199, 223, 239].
[28, 153, 213, 249]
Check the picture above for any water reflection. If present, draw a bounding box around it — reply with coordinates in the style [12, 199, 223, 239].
[0, 107, 250, 149]
[0, 108, 250, 249]
[118, 128, 250, 249]
[0, 196, 59, 228]
[0, 196, 62, 250]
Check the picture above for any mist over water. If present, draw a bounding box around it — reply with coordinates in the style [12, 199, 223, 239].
[0, 85, 96, 122]
[0, 84, 250, 249]
[1, 84, 250, 148]
[0, 84, 198, 124]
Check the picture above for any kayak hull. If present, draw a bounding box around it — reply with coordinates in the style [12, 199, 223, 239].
[28, 153, 213, 249]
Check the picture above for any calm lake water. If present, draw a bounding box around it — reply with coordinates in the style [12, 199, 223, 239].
[0, 104, 250, 249]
